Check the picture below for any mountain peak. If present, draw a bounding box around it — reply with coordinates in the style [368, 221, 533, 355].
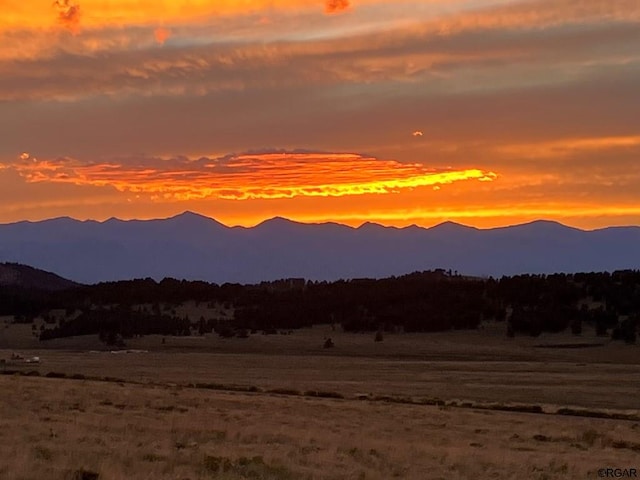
[39, 216, 80, 225]
[507, 219, 583, 233]
[167, 211, 227, 228]
[522, 219, 567, 227]
[256, 216, 304, 228]
[357, 221, 389, 231]
[429, 221, 476, 232]
[171, 211, 211, 220]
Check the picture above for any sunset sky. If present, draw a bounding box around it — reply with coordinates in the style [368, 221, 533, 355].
[1, 0, 639, 228]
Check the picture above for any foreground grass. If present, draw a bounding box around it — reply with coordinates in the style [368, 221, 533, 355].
[1, 376, 639, 480]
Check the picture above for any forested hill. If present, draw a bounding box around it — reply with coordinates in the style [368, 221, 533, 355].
[1, 269, 639, 344]
[0, 262, 79, 291]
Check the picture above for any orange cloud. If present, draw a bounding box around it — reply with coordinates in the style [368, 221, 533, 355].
[154, 27, 171, 45]
[325, 0, 350, 14]
[496, 135, 640, 159]
[53, 0, 81, 32]
[10, 151, 497, 201]
[1, 0, 360, 33]
[0, 0, 635, 36]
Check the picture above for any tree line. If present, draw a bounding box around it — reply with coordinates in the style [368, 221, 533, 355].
[2, 269, 639, 344]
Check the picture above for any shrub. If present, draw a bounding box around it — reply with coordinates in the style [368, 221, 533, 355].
[202, 455, 294, 480]
[268, 388, 302, 396]
[33, 446, 53, 461]
[611, 441, 640, 452]
[202, 455, 233, 474]
[72, 469, 100, 480]
[557, 408, 639, 421]
[142, 453, 166, 462]
[215, 324, 235, 338]
[236, 328, 249, 339]
[304, 390, 344, 399]
[506, 323, 515, 338]
[581, 429, 601, 447]
[490, 404, 544, 414]
[570, 318, 582, 335]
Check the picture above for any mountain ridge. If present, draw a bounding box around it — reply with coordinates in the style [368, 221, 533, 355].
[3, 211, 640, 232]
[0, 212, 638, 284]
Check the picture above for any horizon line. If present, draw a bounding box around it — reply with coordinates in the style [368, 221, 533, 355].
[2, 210, 639, 232]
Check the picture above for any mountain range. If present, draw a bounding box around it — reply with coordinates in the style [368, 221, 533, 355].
[0, 212, 638, 284]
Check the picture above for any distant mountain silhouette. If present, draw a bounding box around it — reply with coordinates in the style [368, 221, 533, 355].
[0, 262, 79, 290]
[0, 212, 638, 284]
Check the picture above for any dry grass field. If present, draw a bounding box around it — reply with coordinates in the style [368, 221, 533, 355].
[1, 321, 640, 479]
[1, 375, 639, 480]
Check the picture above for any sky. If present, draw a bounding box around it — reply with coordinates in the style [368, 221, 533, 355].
[1, 0, 639, 229]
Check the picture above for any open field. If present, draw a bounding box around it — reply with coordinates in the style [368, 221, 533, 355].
[2, 322, 640, 410]
[1, 322, 640, 479]
[1, 375, 640, 480]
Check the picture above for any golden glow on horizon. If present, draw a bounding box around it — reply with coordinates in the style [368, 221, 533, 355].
[292, 205, 640, 225]
[7, 152, 497, 201]
[194, 203, 640, 231]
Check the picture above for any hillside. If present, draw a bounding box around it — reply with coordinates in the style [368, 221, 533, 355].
[0, 262, 79, 291]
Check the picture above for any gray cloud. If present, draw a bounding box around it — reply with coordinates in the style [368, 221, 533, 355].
[2, 61, 638, 162]
[0, 0, 639, 102]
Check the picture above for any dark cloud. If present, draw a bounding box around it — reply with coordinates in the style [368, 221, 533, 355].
[2, 17, 640, 105]
[1, 63, 639, 164]
[53, 0, 81, 31]
[325, 0, 350, 15]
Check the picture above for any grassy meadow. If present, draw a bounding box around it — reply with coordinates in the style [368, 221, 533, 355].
[2, 375, 640, 480]
[1, 317, 640, 479]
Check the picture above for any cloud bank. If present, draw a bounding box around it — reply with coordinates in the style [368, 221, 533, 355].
[7, 151, 496, 201]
